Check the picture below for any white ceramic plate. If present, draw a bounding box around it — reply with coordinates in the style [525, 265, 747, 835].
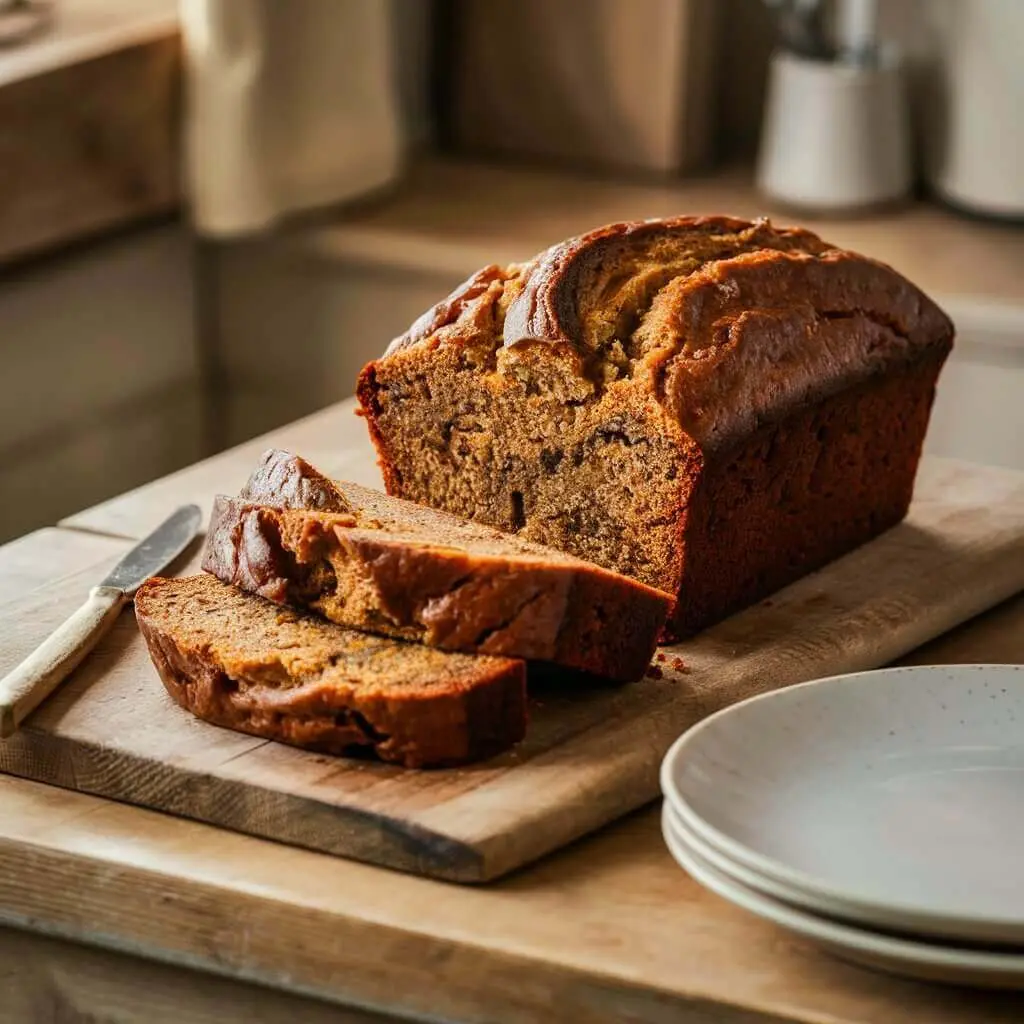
[661, 665, 1024, 945]
[660, 804, 1024, 989]
[660, 797, 949, 938]
[661, 795, 1024, 951]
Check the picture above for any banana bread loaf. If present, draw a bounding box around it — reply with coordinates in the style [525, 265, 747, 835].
[203, 449, 673, 681]
[357, 216, 954, 637]
[135, 573, 527, 767]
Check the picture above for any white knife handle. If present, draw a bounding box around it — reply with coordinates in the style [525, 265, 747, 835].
[0, 585, 127, 738]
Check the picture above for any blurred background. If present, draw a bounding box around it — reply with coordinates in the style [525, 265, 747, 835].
[0, 0, 1021, 542]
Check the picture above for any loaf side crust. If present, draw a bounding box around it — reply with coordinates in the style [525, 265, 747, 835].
[667, 350, 946, 637]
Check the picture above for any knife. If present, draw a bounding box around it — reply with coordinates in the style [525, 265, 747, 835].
[0, 504, 202, 738]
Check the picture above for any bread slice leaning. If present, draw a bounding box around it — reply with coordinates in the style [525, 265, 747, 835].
[202, 449, 673, 682]
[135, 574, 527, 768]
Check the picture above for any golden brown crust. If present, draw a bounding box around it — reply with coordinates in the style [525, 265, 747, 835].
[502, 216, 827, 356]
[652, 248, 952, 452]
[357, 214, 955, 636]
[386, 265, 511, 355]
[382, 215, 951, 416]
[135, 575, 527, 768]
[240, 448, 350, 511]
[203, 452, 673, 681]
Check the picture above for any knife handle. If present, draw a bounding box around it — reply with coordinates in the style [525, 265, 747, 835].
[0, 585, 127, 738]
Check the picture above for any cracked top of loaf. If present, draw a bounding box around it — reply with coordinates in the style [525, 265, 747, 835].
[383, 216, 954, 450]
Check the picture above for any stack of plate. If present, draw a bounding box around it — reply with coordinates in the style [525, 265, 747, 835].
[659, 664, 1024, 988]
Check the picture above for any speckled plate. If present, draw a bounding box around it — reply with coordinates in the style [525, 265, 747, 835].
[660, 804, 1024, 989]
[661, 665, 1024, 946]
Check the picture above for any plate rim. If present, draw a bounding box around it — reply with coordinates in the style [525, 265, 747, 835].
[660, 663, 1024, 942]
[662, 799, 1024, 946]
[659, 803, 1024, 981]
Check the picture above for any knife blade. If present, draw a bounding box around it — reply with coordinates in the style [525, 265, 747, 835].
[99, 504, 203, 595]
[0, 504, 203, 737]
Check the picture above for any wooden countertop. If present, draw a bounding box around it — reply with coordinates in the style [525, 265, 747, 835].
[308, 158, 1024, 307]
[2, 399, 1024, 1023]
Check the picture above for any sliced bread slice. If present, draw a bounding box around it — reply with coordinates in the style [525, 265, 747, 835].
[135, 573, 527, 768]
[202, 450, 673, 681]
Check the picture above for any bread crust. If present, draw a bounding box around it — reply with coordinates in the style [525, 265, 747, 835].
[135, 575, 527, 768]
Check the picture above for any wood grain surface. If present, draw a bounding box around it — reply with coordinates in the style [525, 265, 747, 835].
[3, 773, 1024, 1024]
[7, 439, 1024, 881]
[0, 527, 126, 605]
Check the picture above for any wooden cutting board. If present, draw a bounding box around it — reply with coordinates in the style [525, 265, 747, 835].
[2, 456, 1024, 883]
